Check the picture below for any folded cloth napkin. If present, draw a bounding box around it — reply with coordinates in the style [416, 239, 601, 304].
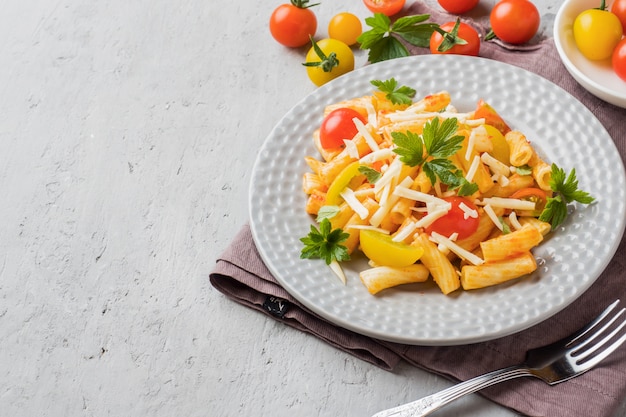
[210, 2, 626, 416]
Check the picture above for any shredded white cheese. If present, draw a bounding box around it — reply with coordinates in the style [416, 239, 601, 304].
[508, 211, 523, 230]
[340, 188, 369, 220]
[465, 131, 476, 161]
[414, 206, 450, 228]
[344, 138, 359, 159]
[480, 197, 535, 211]
[359, 148, 395, 164]
[483, 204, 503, 231]
[347, 224, 390, 234]
[429, 231, 485, 265]
[481, 152, 511, 177]
[459, 202, 478, 220]
[391, 221, 418, 242]
[465, 155, 481, 183]
[329, 260, 346, 284]
[353, 117, 380, 152]
[393, 186, 451, 207]
[364, 100, 378, 129]
[374, 157, 402, 192]
[369, 176, 413, 227]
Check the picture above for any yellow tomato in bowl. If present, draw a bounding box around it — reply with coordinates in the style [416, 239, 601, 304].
[573, 3, 623, 60]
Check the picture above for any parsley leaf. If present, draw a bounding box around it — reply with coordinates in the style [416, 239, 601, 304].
[539, 163, 595, 229]
[391, 117, 478, 196]
[515, 165, 533, 176]
[300, 219, 350, 265]
[358, 165, 382, 183]
[371, 78, 416, 105]
[316, 206, 340, 222]
[358, 13, 439, 63]
[391, 130, 425, 167]
[423, 117, 465, 158]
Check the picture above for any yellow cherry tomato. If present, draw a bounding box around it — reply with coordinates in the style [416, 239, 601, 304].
[484, 124, 510, 165]
[304, 38, 354, 86]
[359, 229, 424, 268]
[328, 12, 362, 46]
[573, 5, 623, 61]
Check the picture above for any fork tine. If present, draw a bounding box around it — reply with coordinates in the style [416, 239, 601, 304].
[572, 307, 626, 354]
[566, 300, 621, 347]
[575, 324, 626, 370]
[574, 308, 626, 365]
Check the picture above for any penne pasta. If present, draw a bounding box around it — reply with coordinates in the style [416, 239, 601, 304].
[505, 130, 534, 166]
[480, 223, 544, 262]
[359, 264, 430, 294]
[461, 251, 537, 290]
[415, 233, 460, 295]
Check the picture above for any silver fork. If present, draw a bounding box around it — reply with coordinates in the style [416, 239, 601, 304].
[372, 300, 626, 417]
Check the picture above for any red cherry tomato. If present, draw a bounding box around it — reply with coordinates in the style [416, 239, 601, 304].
[425, 197, 480, 240]
[362, 0, 406, 16]
[269, 0, 318, 48]
[510, 187, 547, 216]
[437, 0, 479, 14]
[429, 20, 480, 56]
[319, 108, 367, 149]
[489, 0, 540, 45]
[613, 38, 626, 82]
[612, 0, 626, 34]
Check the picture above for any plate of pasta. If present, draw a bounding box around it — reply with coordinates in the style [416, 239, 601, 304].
[249, 55, 626, 345]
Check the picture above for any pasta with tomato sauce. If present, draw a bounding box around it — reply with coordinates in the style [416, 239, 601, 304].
[300, 83, 592, 295]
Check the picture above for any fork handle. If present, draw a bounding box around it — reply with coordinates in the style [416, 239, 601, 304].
[373, 365, 532, 417]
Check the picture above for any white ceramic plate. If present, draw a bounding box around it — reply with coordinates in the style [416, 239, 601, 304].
[249, 55, 626, 346]
[554, 0, 626, 108]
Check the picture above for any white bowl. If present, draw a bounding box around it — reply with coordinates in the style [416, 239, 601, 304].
[554, 0, 626, 108]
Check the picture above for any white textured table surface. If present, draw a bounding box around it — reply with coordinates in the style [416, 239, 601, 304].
[2, 0, 624, 416]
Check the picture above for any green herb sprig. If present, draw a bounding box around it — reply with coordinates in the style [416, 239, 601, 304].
[371, 78, 416, 105]
[300, 219, 350, 265]
[357, 13, 439, 63]
[539, 164, 595, 229]
[392, 117, 479, 196]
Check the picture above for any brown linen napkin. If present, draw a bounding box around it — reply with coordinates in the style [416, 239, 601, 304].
[210, 2, 626, 416]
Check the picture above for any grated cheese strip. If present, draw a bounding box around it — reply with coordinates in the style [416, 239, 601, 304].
[369, 176, 413, 227]
[465, 155, 481, 183]
[353, 188, 375, 198]
[465, 118, 485, 126]
[340, 188, 369, 220]
[364, 100, 378, 129]
[344, 139, 359, 159]
[386, 110, 473, 124]
[509, 211, 523, 230]
[459, 202, 478, 220]
[359, 148, 395, 164]
[480, 197, 535, 211]
[353, 118, 380, 152]
[391, 221, 418, 242]
[375, 157, 402, 192]
[393, 186, 451, 207]
[430, 231, 485, 265]
[347, 224, 390, 234]
[328, 260, 347, 284]
[483, 204, 503, 231]
[491, 173, 510, 187]
[465, 130, 476, 161]
[481, 152, 511, 177]
[414, 205, 449, 228]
